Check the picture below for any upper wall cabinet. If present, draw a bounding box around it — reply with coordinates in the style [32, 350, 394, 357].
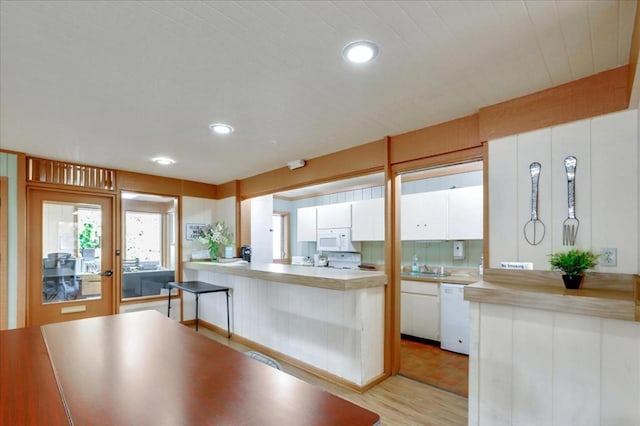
[297, 206, 317, 242]
[401, 190, 449, 240]
[352, 198, 384, 241]
[401, 186, 483, 241]
[316, 203, 351, 229]
[448, 185, 483, 240]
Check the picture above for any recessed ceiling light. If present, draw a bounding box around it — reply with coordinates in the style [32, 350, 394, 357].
[152, 157, 175, 165]
[342, 40, 378, 64]
[209, 123, 234, 135]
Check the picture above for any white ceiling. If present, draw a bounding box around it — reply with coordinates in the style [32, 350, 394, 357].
[1, 1, 635, 185]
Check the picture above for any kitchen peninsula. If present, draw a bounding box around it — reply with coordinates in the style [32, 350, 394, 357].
[465, 269, 640, 425]
[183, 261, 387, 389]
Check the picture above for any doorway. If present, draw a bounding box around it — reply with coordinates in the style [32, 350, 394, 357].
[397, 162, 483, 397]
[27, 188, 114, 326]
[120, 191, 177, 300]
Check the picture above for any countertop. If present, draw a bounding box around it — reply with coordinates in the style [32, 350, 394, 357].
[465, 268, 639, 322]
[401, 272, 480, 285]
[184, 261, 387, 291]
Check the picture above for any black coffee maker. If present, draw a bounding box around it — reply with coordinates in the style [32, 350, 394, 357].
[240, 245, 251, 263]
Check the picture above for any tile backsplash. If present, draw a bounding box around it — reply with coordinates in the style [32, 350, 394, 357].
[361, 241, 385, 265]
[402, 240, 483, 269]
[360, 240, 483, 268]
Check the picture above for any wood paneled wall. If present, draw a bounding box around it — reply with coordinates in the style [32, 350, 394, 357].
[629, 2, 640, 105]
[488, 109, 638, 273]
[117, 170, 216, 198]
[390, 114, 481, 165]
[479, 66, 629, 141]
[185, 267, 385, 389]
[239, 140, 386, 199]
[469, 302, 640, 426]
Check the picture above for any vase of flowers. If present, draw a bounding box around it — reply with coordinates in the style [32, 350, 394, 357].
[199, 222, 233, 261]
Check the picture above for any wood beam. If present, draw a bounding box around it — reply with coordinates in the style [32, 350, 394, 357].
[479, 65, 629, 141]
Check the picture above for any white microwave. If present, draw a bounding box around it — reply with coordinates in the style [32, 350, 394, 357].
[317, 228, 356, 252]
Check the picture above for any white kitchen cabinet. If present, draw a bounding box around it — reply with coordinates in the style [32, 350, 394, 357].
[400, 292, 412, 335]
[448, 185, 483, 239]
[400, 280, 440, 341]
[297, 206, 317, 242]
[401, 190, 448, 240]
[352, 198, 384, 241]
[316, 203, 351, 229]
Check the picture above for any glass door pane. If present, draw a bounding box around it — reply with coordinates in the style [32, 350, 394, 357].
[41, 202, 102, 304]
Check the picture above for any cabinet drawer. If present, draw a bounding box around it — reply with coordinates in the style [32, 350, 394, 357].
[400, 280, 439, 296]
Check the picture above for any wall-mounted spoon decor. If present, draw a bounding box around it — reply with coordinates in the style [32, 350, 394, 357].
[523, 162, 545, 245]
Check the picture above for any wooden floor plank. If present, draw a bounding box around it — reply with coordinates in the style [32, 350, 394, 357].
[198, 327, 469, 425]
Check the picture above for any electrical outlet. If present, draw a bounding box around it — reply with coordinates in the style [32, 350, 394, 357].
[600, 248, 617, 267]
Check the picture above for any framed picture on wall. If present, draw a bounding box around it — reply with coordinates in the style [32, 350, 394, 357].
[185, 223, 207, 241]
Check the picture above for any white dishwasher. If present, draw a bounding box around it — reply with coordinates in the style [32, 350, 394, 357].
[440, 283, 470, 355]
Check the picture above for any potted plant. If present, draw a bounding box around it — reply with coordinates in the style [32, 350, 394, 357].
[79, 223, 100, 255]
[549, 249, 598, 289]
[198, 221, 233, 261]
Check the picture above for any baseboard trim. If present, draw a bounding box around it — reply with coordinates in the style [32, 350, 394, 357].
[194, 319, 388, 393]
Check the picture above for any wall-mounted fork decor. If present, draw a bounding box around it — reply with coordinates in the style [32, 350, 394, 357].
[563, 156, 579, 245]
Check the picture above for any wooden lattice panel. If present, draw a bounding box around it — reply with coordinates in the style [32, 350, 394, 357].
[27, 157, 115, 191]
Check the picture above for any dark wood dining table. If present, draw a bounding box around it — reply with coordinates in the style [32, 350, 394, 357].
[1, 310, 380, 425]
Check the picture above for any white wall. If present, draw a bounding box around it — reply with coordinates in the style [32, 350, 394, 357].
[489, 109, 638, 273]
[214, 197, 236, 232]
[474, 109, 640, 425]
[181, 196, 236, 261]
[183, 267, 385, 387]
[250, 194, 273, 264]
[469, 302, 640, 426]
[0, 153, 18, 329]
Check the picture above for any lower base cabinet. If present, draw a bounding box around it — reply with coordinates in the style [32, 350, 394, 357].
[400, 280, 440, 341]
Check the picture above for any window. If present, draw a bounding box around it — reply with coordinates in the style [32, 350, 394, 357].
[121, 192, 177, 300]
[272, 212, 289, 263]
[125, 212, 162, 262]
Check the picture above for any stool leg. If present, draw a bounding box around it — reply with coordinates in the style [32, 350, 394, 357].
[195, 293, 199, 331]
[226, 290, 230, 338]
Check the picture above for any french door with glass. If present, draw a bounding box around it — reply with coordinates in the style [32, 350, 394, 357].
[27, 188, 114, 326]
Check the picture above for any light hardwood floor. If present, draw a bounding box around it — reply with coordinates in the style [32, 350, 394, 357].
[197, 327, 468, 425]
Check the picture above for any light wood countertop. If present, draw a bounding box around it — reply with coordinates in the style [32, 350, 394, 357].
[184, 261, 387, 291]
[465, 269, 639, 322]
[401, 273, 479, 285]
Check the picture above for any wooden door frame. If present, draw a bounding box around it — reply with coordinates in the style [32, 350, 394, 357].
[26, 187, 116, 326]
